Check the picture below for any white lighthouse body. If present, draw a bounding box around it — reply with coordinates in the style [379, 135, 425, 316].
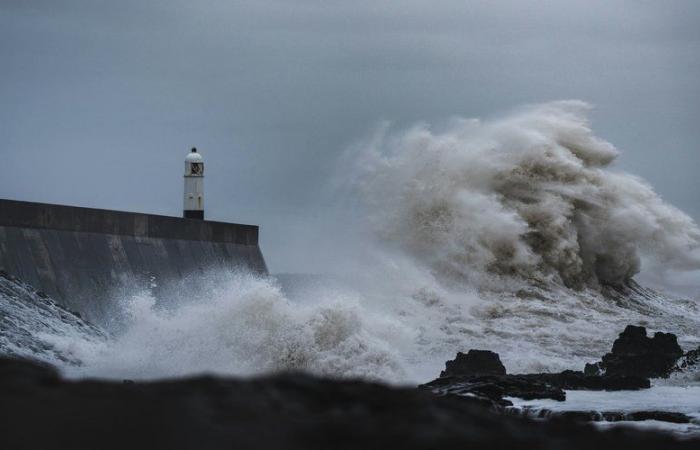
[183, 148, 204, 219]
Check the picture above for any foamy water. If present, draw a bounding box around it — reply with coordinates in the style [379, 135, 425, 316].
[509, 386, 700, 436]
[349, 100, 700, 290]
[1, 102, 699, 434]
[36, 265, 697, 384]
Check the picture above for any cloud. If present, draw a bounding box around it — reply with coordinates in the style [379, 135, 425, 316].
[1, 1, 699, 274]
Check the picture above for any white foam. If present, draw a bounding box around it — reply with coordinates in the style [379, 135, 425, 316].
[509, 386, 700, 436]
[57, 271, 412, 381]
[349, 100, 700, 288]
[14, 101, 700, 390]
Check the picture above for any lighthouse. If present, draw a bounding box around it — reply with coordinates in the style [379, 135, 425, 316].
[183, 147, 204, 219]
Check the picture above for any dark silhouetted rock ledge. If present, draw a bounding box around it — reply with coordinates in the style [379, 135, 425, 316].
[585, 325, 684, 378]
[421, 370, 650, 406]
[440, 349, 506, 377]
[515, 408, 693, 425]
[423, 373, 565, 405]
[426, 325, 693, 409]
[2, 357, 698, 450]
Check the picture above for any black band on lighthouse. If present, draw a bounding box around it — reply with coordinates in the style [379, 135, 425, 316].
[184, 210, 204, 220]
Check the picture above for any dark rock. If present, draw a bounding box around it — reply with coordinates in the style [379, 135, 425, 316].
[556, 410, 605, 422]
[429, 348, 650, 407]
[440, 350, 506, 377]
[588, 325, 683, 379]
[423, 374, 566, 403]
[600, 411, 627, 421]
[519, 409, 692, 425]
[2, 357, 698, 450]
[523, 370, 650, 391]
[422, 369, 649, 408]
[627, 411, 691, 424]
[584, 362, 603, 376]
[677, 345, 700, 371]
[0, 356, 60, 387]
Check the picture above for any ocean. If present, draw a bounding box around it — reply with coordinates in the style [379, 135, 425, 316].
[1, 101, 699, 435]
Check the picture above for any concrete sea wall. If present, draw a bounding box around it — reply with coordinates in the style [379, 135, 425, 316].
[0, 199, 267, 320]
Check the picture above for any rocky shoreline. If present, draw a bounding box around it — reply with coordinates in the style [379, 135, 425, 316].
[1, 325, 698, 449]
[420, 326, 700, 427]
[0, 357, 697, 450]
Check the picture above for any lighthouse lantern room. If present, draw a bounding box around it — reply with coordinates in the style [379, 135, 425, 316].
[183, 147, 204, 219]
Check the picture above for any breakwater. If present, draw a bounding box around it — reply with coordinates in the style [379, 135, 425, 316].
[0, 199, 267, 320]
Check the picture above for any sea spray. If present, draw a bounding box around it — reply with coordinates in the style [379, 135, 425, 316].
[41, 264, 698, 384]
[0, 271, 106, 365]
[3, 101, 700, 384]
[56, 271, 410, 381]
[349, 100, 700, 288]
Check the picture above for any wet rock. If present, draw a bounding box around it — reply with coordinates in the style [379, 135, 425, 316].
[428, 346, 651, 408]
[440, 350, 507, 377]
[0, 356, 60, 387]
[3, 357, 697, 450]
[588, 325, 684, 379]
[584, 362, 604, 376]
[626, 411, 692, 424]
[423, 374, 566, 404]
[422, 369, 649, 408]
[525, 370, 650, 391]
[677, 345, 700, 371]
[517, 409, 692, 425]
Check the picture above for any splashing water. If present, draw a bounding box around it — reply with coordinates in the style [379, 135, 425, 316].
[0, 271, 106, 366]
[50, 271, 412, 381]
[350, 100, 700, 288]
[2, 101, 700, 385]
[24, 265, 700, 384]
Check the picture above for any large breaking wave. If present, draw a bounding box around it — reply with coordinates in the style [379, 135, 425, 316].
[3, 101, 700, 383]
[351, 100, 700, 288]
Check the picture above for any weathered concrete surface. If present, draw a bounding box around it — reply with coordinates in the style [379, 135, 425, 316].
[0, 199, 267, 320]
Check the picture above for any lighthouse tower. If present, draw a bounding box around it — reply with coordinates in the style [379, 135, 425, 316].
[183, 147, 204, 219]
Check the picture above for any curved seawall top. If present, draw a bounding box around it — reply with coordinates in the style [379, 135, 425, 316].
[0, 199, 268, 321]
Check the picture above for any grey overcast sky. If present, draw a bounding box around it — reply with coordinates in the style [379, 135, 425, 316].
[1, 0, 699, 273]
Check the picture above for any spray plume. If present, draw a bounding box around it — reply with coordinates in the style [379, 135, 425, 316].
[353, 101, 700, 288]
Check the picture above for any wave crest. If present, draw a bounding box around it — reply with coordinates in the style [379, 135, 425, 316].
[55, 272, 407, 381]
[353, 101, 700, 287]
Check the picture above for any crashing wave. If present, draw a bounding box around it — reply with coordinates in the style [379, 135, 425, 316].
[351, 101, 700, 288]
[0, 270, 106, 366]
[2, 101, 699, 385]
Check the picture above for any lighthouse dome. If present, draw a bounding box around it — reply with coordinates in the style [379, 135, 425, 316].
[185, 148, 203, 163]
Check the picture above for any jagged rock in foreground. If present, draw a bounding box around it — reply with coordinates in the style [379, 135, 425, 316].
[585, 325, 684, 378]
[516, 408, 693, 424]
[425, 329, 656, 407]
[427, 324, 692, 409]
[422, 325, 697, 431]
[527, 371, 650, 391]
[440, 349, 506, 377]
[422, 370, 650, 406]
[1, 358, 698, 450]
[423, 374, 566, 405]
